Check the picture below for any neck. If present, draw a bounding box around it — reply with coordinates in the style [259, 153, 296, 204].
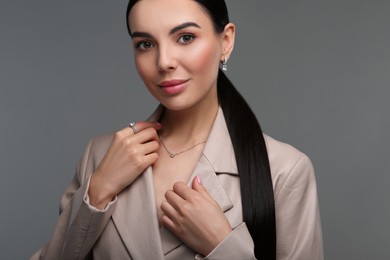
[159, 99, 219, 148]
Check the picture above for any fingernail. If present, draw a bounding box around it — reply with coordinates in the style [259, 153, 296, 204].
[196, 176, 202, 185]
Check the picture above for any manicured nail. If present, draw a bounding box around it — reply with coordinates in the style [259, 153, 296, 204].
[196, 176, 202, 185]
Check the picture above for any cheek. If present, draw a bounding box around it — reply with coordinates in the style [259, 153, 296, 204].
[134, 54, 154, 83]
[185, 41, 220, 75]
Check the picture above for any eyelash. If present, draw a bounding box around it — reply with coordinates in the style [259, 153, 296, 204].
[135, 41, 154, 50]
[134, 33, 196, 51]
[177, 34, 196, 44]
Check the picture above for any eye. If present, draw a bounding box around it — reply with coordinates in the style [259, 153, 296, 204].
[135, 41, 154, 50]
[177, 34, 196, 44]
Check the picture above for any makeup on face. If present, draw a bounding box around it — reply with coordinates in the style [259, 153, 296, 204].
[158, 79, 191, 95]
[128, 0, 224, 111]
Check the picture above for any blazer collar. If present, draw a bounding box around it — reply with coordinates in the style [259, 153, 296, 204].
[112, 105, 237, 258]
[147, 105, 238, 175]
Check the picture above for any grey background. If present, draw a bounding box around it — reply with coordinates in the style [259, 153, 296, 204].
[1, 0, 389, 259]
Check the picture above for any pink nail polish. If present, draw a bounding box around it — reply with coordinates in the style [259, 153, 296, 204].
[196, 176, 202, 185]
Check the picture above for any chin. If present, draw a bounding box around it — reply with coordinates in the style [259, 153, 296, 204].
[160, 102, 192, 111]
[158, 98, 198, 112]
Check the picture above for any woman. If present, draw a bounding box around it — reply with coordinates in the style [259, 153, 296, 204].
[32, 0, 323, 259]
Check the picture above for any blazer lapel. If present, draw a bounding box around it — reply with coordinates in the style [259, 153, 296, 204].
[160, 107, 237, 255]
[111, 106, 238, 258]
[190, 107, 237, 212]
[159, 154, 234, 254]
[147, 105, 237, 213]
[112, 167, 165, 260]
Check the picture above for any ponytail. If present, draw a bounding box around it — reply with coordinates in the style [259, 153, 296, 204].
[217, 70, 276, 259]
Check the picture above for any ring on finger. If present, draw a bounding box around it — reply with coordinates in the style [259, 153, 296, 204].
[129, 122, 137, 134]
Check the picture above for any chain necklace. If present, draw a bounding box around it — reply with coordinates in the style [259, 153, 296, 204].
[158, 133, 207, 158]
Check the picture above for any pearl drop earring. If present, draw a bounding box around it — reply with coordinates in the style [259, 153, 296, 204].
[221, 57, 228, 72]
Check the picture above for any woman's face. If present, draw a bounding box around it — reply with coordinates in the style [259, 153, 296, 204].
[128, 0, 234, 111]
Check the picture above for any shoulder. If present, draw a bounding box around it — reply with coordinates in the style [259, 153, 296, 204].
[87, 133, 114, 165]
[263, 134, 315, 200]
[264, 134, 311, 172]
[76, 133, 114, 180]
[88, 133, 114, 157]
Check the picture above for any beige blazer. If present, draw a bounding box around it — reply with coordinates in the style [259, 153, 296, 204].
[31, 107, 323, 260]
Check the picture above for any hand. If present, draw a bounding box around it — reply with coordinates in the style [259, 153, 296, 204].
[161, 176, 232, 256]
[88, 121, 161, 209]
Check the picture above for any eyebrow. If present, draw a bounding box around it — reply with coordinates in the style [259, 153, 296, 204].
[169, 22, 201, 35]
[131, 22, 201, 39]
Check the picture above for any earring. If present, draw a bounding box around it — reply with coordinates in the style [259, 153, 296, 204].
[221, 57, 228, 72]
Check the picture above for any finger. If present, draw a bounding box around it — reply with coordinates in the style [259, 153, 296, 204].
[119, 121, 162, 136]
[191, 176, 219, 206]
[130, 152, 158, 174]
[132, 127, 160, 144]
[161, 201, 179, 221]
[172, 182, 197, 200]
[143, 152, 159, 165]
[165, 189, 186, 211]
[133, 121, 162, 134]
[161, 214, 176, 232]
[191, 176, 205, 192]
[140, 140, 159, 155]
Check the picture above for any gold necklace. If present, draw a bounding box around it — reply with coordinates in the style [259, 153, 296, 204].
[158, 133, 206, 158]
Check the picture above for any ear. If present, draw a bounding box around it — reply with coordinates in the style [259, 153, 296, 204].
[220, 22, 236, 61]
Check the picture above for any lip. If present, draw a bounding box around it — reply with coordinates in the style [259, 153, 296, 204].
[158, 79, 190, 95]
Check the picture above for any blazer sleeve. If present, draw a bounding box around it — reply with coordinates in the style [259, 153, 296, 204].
[31, 138, 117, 260]
[197, 155, 323, 260]
[274, 154, 324, 260]
[195, 222, 256, 260]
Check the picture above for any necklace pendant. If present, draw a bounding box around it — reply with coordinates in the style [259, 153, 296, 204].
[158, 133, 206, 159]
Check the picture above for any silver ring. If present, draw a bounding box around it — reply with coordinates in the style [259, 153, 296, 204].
[129, 122, 137, 134]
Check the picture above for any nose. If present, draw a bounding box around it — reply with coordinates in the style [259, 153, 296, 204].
[157, 45, 177, 72]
